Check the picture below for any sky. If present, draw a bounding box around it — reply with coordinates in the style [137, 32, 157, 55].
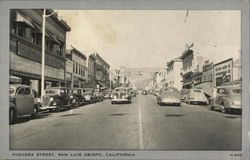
[56, 10, 240, 69]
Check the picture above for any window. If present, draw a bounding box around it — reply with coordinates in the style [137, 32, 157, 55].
[25, 88, 31, 95]
[32, 33, 41, 45]
[17, 88, 25, 95]
[76, 62, 78, 74]
[73, 60, 75, 73]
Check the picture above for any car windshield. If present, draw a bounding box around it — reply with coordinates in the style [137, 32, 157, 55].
[193, 90, 202, 93]
[9, 88, 15, 96]
[44, 89, 59, 95]
[232, 89, 241, 94]
[72, 89, 80, 94]
[115, 88, 127, 92]
[163, 88, 177, 92]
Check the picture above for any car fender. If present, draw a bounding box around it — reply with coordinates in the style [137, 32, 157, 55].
[220, 97, 230, 108]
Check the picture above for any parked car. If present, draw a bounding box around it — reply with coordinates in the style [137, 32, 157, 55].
[83, 88, 98, 103]
[69, 88, 86, 107]
[102, 90, 112, 99]
[129, 89, 137, 97]
[208, 85, 241, 113]
[186, 89, 208, 105]
[9, 84, 39, 124]
[157, 87, 181, 106]
[94, 89, 104, 102]
[111, 87, 131, 104]
[180, 89, 189, 102]
[142, 89, 147, 95]
[39, 87, 72, 112]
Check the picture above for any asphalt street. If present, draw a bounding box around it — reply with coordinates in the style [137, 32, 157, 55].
[10, 94, 241, 150]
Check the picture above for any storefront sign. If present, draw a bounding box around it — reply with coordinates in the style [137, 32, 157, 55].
[17, 41, 64, 69]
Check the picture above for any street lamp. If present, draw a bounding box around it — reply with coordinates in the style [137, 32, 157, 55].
[41, 9, 57, 98]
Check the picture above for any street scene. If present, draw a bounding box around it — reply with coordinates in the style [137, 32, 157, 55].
[9, 9, 241, 150]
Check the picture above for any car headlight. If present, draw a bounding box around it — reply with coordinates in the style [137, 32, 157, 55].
[125, 94, 128, 98]
[70, 95, 73, 98]
[49, 97, 54, 101]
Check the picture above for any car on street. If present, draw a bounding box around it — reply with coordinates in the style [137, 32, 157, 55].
[142, 89, 147, 95]
[83, 88, 98, 103]
[111, 87, 131, 104]
[9, 84, 39, 124]
[94, 89, 104, 102]
[69, 88, 86, 107]
[39, 87, 72, 112]
[208, 85, 241, 113]
[180, 89, 189, 102]
[102, 90, 112, 99]
[157, 87, 181, 106]
[129, 89, 137, 97]
[186, 89, 208, 105]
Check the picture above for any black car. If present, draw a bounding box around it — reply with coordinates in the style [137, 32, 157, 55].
[69, 88, 86, 107]
[39, 87, 72, 112]
[142, 90, 147, 95]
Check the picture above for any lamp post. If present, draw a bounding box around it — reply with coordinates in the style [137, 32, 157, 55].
[41, 9, 56, 98]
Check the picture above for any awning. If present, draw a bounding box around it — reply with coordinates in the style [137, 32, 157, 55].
[15, 13, 34, 28]
[96, 80, 108, 89]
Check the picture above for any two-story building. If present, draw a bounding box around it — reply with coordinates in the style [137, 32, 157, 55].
[179, 49, 204, 89]
[91, 53, 110, 89]
[10, 9, 71, 94]
[166, 58, 183, 91]
[66, 47, 88, 88]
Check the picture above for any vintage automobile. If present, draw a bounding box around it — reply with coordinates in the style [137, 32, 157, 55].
[39, 87, 72, 112]
[83, 88, 98, 103]
[141, 89, 148, 95]
[129, 89, 137, 97]
[157, 87, 181, 106]
[111, 87, 131, 104]
[69, 88, 86, 107]
[94, 89, 104, 102]
[208, 85, 241, 113]
[186, 89, 208, 105]
[102, 90, 112, 99]
[9, 84, 39, 124]
[180, 89, 189, 102]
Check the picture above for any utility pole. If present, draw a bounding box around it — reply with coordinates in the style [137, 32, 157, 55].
[41, 9, 46, 98]
[41, 9, 57, 97]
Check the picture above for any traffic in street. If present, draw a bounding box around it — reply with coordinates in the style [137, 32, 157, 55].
[10, 93, 241, 150]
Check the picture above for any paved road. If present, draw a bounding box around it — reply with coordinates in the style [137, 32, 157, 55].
[10, 94, 241, 150]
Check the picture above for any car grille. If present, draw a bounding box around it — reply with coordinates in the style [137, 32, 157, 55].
[42, 96, 50, 106]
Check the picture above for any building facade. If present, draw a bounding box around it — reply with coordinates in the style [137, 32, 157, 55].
[91, 53, 110, 89]
[166, 58, 182, 90]
[87, 54, 96, 88]
[66, 47, 88, 88]
[65, 53, 74, 88]
[180, 49, 204, 89]
[9, 9, 71, 94]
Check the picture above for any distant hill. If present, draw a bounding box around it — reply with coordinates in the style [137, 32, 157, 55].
[125, 67, 165, 89]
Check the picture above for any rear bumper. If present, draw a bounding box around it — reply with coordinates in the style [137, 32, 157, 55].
[39, 106, 57, 110]
[111, 99, 130, 102]
[228, 105, 241, 109]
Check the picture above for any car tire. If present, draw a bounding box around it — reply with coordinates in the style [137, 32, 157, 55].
[208, 103, 214, 110]
[9, 108, 15, 124]
[56, 105, 61, 112]
[31, 105, 38, 118]
[221, 105, 228, 114]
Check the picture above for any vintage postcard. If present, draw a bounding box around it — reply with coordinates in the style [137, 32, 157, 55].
[0, 0, 249, 160]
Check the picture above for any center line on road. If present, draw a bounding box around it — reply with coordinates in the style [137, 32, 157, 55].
[138, 96, 144, 150]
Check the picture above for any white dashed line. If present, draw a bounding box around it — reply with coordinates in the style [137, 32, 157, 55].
[138, 96, 144, 150]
